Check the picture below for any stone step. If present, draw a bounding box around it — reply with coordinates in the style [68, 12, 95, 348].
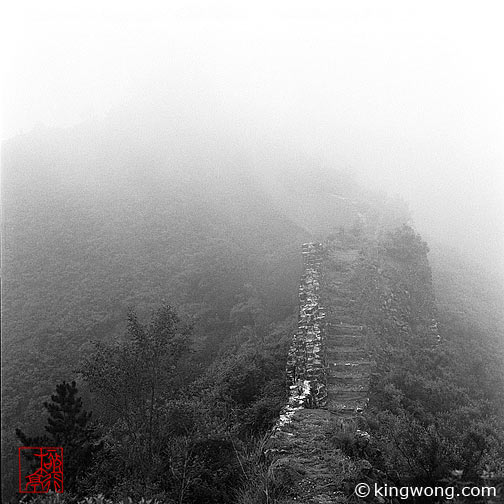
[326, 334, 367, 346]
[327, 383, 368, 394]
[326, 348, 368, 361]
[326, 315, 357, 325]
[324, 294, 355, 303]
[327, 345, 367, 354]
[325, 323, 365, 335]
[329, 371, 370, 382]
[327, 375, 369, 386]
[327, 399, 368, 413]
[326, 272, 355, 279]
[326, 409, 362, 418]
[326, 300, 353, 308]
[330, 361, 374, 373]
[326, 309, 355, 319]
[328, 394, 369, 404]
[326, 387, 369, 399]
[330, 249, 360, 259]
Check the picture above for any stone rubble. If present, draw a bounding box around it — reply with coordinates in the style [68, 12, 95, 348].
[277, 243, 327, 429]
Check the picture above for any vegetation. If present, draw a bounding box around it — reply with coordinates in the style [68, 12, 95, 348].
[351, 227, 503, 502]
[2, 125, 503, 502]
[7, 303, 290, 502]
[16, 381, 102, 495]
[8, 224, 503, 502]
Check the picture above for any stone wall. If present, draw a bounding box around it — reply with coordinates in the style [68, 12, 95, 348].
[267, 230, 447, 502]
[278, 242, 327, 427]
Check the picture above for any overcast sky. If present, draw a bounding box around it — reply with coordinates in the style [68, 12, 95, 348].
[2, 0, 503, 277]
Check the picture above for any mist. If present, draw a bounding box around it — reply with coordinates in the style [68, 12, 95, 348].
[2, 0, 503, 278]
[4, 3, 504, 501]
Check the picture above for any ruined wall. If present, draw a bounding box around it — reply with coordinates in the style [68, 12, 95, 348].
[278, 242, 327, 427]
[277, 228, 440, 429]
[267, 231, 443, 502]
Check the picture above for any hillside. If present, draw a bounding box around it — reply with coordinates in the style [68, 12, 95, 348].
[266, 228, 503, 503]
[1, 118, 399, 497]
[1, 115, 407, 414]
[1, 117, 503, 502]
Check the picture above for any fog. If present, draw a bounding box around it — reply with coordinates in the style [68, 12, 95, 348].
[2, 0, 503, 278]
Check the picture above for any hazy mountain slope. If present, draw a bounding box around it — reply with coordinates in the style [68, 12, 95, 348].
[2, 115, 503, 502]
[3, 116, 367, 435]
[428, 243, 504, 411]
[2, 122, 302, 341]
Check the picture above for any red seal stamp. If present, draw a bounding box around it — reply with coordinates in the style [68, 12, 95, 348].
[18, 447, 63, 493]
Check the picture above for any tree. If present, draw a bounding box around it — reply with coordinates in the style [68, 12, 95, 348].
[79, 304, 192, 485]
[16, 380, 102, 494]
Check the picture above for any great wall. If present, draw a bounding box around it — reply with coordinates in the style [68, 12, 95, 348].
[277, 240, 371, 427]
[267, 228, 443, 503]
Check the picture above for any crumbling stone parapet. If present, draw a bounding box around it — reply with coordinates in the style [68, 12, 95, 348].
[278, 243, 327, 429]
